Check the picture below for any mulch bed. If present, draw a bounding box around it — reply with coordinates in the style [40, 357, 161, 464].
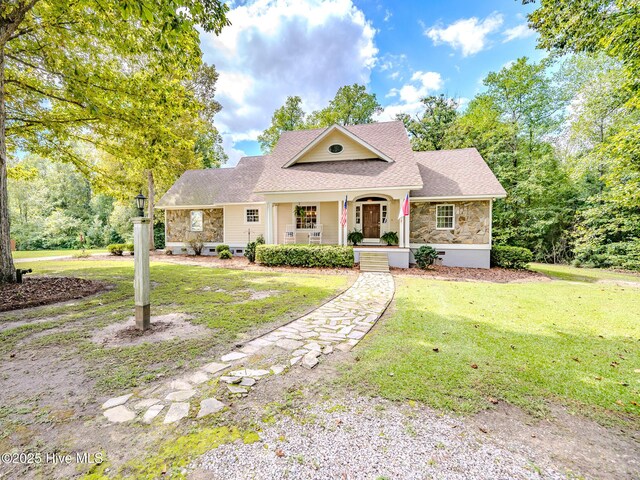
[391, 264, 549, 283]
[0, 276, 108, 312]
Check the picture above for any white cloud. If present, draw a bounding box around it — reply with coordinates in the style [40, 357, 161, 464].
[502, 23, 535, 43]
[378, 71, 444, 121]
[384, 9, 392, 22]
[200, 0, 377, 164]
[425, 12, 503, 56]
[387, 71, 443, 103]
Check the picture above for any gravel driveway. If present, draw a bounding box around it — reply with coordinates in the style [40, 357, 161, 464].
[195, 396, 568, 480]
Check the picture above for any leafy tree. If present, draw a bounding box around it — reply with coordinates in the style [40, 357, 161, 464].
[525, 0, 640, 101]
[525, 0, 640, 269]
[0, 0, 230, 281]
[258, 85, 383, 153]
[258, 96, 307, 153]
[308, 84, 382, 128]
[396, 95, 458, 151]
[445, 58, 576, 261]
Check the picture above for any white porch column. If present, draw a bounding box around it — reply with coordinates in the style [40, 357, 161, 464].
[337, 200, 343, 246]
[266, 202, 274, 244]
[399, 216, 404, 248]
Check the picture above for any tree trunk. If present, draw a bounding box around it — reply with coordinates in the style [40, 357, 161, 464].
[0, 48, 16, 283]
[147, 170, 155, 251]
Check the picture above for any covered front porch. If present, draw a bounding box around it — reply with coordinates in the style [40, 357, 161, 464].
[261, 189, 412, 249]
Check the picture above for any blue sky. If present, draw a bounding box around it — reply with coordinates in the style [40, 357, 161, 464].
[200, 0, 544, 165]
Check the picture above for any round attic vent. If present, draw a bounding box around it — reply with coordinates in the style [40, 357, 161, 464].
[328, 144, 344, 154]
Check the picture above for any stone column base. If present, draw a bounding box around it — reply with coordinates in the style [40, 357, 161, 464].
[135, 304, 150, 331]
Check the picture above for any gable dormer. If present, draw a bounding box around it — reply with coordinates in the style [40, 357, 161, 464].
[282, 124, 393, 167]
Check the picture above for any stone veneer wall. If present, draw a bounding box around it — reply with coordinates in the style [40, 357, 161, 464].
[410, 201, 490, 244]
[165, 209, 223, 243]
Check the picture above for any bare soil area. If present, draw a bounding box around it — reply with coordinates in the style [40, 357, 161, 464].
[91, 313, 212, 348]
[392, 264, 550, 282]
[0, 276, 108, 312]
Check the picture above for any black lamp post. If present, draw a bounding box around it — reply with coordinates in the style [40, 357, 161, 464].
[135, 193, 147, 217]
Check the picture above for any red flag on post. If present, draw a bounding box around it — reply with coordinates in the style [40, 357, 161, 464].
[398, 193, 409, 219]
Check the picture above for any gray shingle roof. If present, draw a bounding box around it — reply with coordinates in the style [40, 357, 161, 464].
[156, 156, 266, 207]
[157, 124, 506, 208]
[411, 148, 507, 198]
[253, 121, 423, 192]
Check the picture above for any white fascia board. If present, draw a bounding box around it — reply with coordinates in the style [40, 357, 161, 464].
[257, 185, 423, 195]
[409, 195, 505, 202]
[156, 202, 266, 209]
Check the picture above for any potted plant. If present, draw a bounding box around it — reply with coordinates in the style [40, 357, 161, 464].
[347, 229, 364, 246]
[294, 205, 306, 218]
[380, 231, 399, 246]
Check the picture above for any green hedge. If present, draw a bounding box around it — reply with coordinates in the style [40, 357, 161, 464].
[491, 245, 533, 269]
[256, 244, 354, 268]
[108, 243, 134, 256]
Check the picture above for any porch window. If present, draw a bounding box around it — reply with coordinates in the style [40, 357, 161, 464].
[245, 208, 260, 223]
[381, 204, 388, 224]
[436, 204, 454, 229]
[296, 205, 317, 229]
[190, 210, 203, 232]
[355, 206, 361, 225]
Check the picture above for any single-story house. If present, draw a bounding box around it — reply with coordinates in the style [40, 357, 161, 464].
[156, 120, 506, 268]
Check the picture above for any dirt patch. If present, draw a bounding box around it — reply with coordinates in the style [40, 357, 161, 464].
[0, 276, 108, 312]
[470, 402, 640, 480]
[91, 313, 211, 348]
[392, 264, 549, 283]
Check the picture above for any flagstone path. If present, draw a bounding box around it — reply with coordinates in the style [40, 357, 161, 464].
[100, 272, 394, 425]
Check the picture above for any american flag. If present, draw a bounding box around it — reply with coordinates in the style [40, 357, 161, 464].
[340, 195, 348, 227]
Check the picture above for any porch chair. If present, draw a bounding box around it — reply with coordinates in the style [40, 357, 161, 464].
[308, 224, 323, 245]
[284, 224, 296, 244]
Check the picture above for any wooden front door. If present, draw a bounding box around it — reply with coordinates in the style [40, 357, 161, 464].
[362, 204, 380, 238]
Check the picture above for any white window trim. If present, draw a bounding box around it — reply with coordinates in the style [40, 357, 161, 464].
[244, 206, 261, 225]
[190, 210, 204, 232]
[293, 203, 320, 231]
[435, 204, 455, 230]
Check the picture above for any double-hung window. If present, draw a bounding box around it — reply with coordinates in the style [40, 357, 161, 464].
[296, 205, 317, 230]
[245, 208, 260, 223]
[190, 211, 203, 231]
[436, 205, 454, 230]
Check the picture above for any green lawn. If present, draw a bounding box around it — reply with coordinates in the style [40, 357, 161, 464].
[12, 248, 107, 259]
[1, 259, 348, 392]
[347, 265, 640, 427]
[530, 262, 640, 283]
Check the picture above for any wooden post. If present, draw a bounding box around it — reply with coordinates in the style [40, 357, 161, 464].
[132, 217, 151, 330]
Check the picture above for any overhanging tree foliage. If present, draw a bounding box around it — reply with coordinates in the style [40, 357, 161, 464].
[258, 84, 382, 152]
[0, 0, 230, 282]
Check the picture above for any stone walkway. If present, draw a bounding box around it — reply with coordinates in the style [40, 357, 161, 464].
[101, 272, 395, 425]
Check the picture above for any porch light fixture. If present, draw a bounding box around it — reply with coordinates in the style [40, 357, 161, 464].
[135, 193, 147, 216]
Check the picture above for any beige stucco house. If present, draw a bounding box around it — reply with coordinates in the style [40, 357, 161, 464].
[157, 121, 506, 268]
